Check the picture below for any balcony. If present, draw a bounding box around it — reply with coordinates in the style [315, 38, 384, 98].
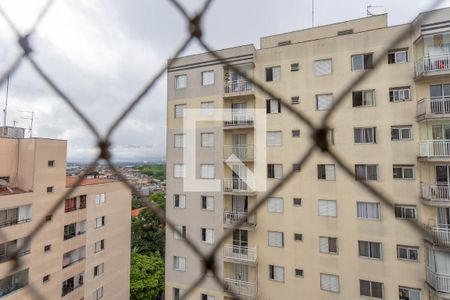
[224, 145, 254, 161]
[421, 183, 450, 205]
[224, 278, 257, 299]
[224, 79, 254, 99]
[223, 178, 255, 195]
[419, 140, 450, 160]
[431, 226, 450, 247]
[223, 111, 254, 129]
[427, 267, 450, 294]
[416, 54, 450, 78]
[417, 97, 450, 120]
[223, 244, 257, 265]
[223, 211, 256, 230]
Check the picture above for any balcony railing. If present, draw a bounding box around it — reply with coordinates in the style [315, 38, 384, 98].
[223, 178, 255, 193]
[427, 267, 450, 293]
[223, 211, 256, 228]
[419, 140, 450, 157]
[224, 79, 253, 94]
[224, 145, 254, 161]
[64, 230, 86, 241]
[224, 278, 257, 299]
[421, 182, 450, 202]
[223, 110, 254, 127]
[223, 244, 257, 264]
[431, 225, 450, 246]
[417, 97, 450, 118]
[416, 53, 450, 77]
[0, 217, 31, 229]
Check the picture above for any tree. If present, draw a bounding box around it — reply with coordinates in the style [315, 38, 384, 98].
[130, 253, 164, 300]
[131, 192, 166, 256]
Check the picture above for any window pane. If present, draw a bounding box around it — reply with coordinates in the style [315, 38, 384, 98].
[352, 55, 363, 70]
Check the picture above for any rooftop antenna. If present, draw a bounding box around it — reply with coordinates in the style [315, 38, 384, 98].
[367, 5, 385, 16]
[3, 75, 9, 127]
[12, 120, 18, 127]
[312, 0, 315, 27]
[19, 110, 34, 138]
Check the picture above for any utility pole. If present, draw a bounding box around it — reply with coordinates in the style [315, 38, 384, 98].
[3, 76, 9, 127]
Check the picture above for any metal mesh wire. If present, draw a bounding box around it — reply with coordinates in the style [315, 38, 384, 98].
[0, 0, 446, 299]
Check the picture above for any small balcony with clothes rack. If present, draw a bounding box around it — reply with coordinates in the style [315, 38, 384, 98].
[223, 211, 256, 231]
[421, 182, 450, 206]
[428, 225, 450, 247]
[223, 244, 257, 266]
[419, 140, 450, 161]
[223, 63, 255, 99]
[224, 278, 257, 299]
[415, 32, 450, 79]
[223, 110, 254, 130]
[417, 97, 450, 121]
[224, 145, 254, 162]
[223, 178, 256, 196]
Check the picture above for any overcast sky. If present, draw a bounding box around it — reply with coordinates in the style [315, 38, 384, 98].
[0, 0, 449, 162]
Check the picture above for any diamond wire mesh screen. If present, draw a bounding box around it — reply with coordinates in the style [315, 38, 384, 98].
[0, 0, 446, 299]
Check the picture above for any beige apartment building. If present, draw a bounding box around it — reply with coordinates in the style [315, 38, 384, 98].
[166, 7, 450, 300]
[0, 135, 131, 299]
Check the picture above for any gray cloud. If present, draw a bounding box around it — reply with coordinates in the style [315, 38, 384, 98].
[0, 0, 449, 161]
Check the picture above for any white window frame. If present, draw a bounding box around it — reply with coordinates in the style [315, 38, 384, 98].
[266, 66, 281, 81]
[355, 164, 378, 180]
[201, 132, 214, 147]
[201, 196, 214, 211]
[356, 202, 380, 220]
[174, 134, 186, 148]
[319, 236, 338, 254]
[390, 87, 411, 102]
[391, 126, 412, 141]
[94, 287, 103, 300]
[174, 104, 186, 118]
[353, 90, 376, 107]
[94, 240, 104, 253]
[268, 197, 284, 213]
[95, 216, 105, 229]
[268, 231, 284, 247]
[358, 240, 382, 259]
[352, 53, 373, 71]
[175, 74, 187, 89]
[399, 287, 420, 300]
[269, 265, 285, 282]
[393, 165, 415, 179]
[173, 256, 186, 271]
[174, 225, 186, 240]
[174, 194, 186, 208]
[95, 193, 106, 205]
[201, 228, 214, 244]
[397, 245, 419, 261]
[173, 164, 186, 178]
[267, 164, 283, 179]
[314, 59, 332, 76]
[388, 49, 408, 64]
[320, 273, 340, 293]
[395, 205, 416, 219]
[201, 71, 214, 86]
[200, 164, 215, 179]
[354, 127, 376, 144]
[360, 280, 384, 299]
[94, 263, 104, 277]
[267, 131, 282, 146]
[318, 199, 337, 217]
[317, 164, 336, 180]
[267, 99, 281, 114]
[201, 101, 214, 116]
[316, 94, 333, 111]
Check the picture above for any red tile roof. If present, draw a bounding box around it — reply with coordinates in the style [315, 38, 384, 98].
[66, 176, 117, 188]
[131, 207, 145, 218]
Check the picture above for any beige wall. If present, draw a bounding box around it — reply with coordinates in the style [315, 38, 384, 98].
[0, 138, 131, 300]
[166, 8, 450, 300]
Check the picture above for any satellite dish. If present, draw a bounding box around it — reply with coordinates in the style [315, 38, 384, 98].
[0, 179, 13, 193]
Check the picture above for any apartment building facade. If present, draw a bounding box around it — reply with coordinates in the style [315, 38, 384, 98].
[166, 8, 450, 300]
[0, 137, 131, 299]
